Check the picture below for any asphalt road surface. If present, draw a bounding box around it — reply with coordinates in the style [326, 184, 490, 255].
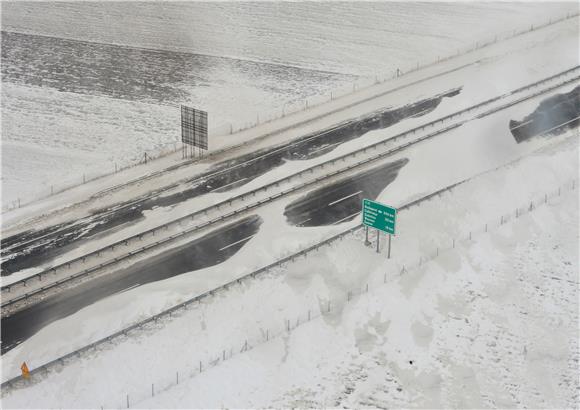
[284, 158, 409, 227]
[510, 85, 580, 142]
[1, 88, 459, 275]
[0, 215, 262, 355]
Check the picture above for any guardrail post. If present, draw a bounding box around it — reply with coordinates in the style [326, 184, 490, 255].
[176, 371, 179, 385]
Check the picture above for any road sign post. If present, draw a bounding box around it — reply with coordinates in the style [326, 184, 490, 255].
[362, 199, 397, 257]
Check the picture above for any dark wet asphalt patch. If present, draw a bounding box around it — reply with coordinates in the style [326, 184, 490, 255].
[0, 214, 262, 355]
[284, 158, 409, 227]
[510, 85, 580, 143]
[1, 88, 458, 276]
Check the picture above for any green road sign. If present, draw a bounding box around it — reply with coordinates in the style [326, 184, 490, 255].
[362, 199, 397, 234]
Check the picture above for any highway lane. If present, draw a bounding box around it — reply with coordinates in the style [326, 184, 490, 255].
[284, 158, 408, 227]
[1, 89, 458, 275]
[1, 156, 408, 354]
[0, 215, 262, 355]
[510, 85, 579, 142]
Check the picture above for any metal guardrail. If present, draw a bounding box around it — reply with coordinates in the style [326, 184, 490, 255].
[2, 84, 460, 257]
[5, 11, 578, 215]
[2, 67, 578, 307]
[0, 177, 472, 391]
[2, 168, 578, 392]
[87, 11, 580, 200]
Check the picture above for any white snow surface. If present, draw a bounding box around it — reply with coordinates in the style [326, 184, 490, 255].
[1, 2, 577, 207]
[2, 13, 578, 229]
[2, 2, 577, 76]
[0, 4, 578, 408]
[1, 130, 577, 409]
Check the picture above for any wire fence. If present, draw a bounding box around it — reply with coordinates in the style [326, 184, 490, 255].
[2, 178, 577, 406]
[109, 178, 580, 409]
[3, 63, 578, 308]
[2, 11, 577, 213]
[221, 11, 579, 137]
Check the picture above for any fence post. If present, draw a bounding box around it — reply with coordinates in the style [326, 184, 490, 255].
[266, 329, 269, 341]
[327, 300, 331, 313]
[308, 310, 311, 321]
[176, 371, 179, 385]
[152, 383, 154, 397]
[126, 394, 130, 408]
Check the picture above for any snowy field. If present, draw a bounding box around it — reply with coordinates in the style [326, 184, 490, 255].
[1, 1, 577, 207]
[1, 3, 579, 408]
[2, 130, 577, 409]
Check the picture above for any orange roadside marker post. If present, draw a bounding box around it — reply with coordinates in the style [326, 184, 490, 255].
[20, 362, 30, 379]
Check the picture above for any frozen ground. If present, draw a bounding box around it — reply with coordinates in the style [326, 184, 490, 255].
[2, 12, 578, 230]
[2, 2, 577, 76]
[1, 127, 577, 409]
[0, 2, 577, 207]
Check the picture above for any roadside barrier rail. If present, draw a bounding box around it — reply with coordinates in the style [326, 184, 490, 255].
[2, 67, 578, 308]
[2, 175, 577, 395]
